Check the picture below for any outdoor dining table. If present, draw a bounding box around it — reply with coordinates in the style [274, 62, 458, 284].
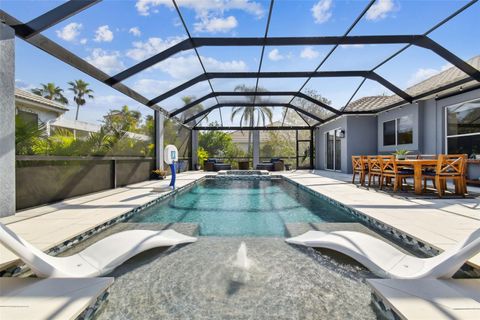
[395, 159, 438, 195]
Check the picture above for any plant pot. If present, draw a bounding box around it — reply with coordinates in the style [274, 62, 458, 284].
[475, 155, 480, 160]
[151, 174, 165, 180]
[396, 155, 406, 160]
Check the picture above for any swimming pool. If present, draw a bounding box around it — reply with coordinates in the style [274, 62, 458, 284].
[130, 177, 359, 236]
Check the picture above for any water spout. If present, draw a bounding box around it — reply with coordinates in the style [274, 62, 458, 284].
[231, 242, 252, 284]
[234, 242, 251, 270]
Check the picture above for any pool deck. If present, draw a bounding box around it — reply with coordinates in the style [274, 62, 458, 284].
[0, 171, 209, 270]
[279, 170, 480, 268]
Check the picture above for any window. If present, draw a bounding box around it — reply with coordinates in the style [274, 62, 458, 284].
[446, 99, 480, 156]
[397, 116, 413, 145]
[383, 120, 396, 146]
[383, 116, 413, 146]
[17, 110, 38, 127]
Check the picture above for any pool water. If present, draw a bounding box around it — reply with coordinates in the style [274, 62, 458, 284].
[131, 178, 359, 236]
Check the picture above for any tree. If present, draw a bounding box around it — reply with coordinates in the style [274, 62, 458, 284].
[103, 105, 142, 139]
[68, 80, 94, 120]
[198, 122, 234, 157]
[230, 85, 273, 154]
[180, 96, 206, 124]
[31, 83, 68, 105]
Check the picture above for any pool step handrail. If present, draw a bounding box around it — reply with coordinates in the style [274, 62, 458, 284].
[285, 228, 480, 279]
[0, 222, 197, 278]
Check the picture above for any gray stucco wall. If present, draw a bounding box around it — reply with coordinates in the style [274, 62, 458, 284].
[314, 88, 480, 175]
[315, 117, 347, 171]
[315, 115, 377, 173]
[377, 102, 420, 153]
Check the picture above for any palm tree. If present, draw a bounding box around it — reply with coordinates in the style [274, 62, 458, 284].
[103, 105, 142, 139]
[68, 80, 94, 120]
[230, 85, 273, 154]
[31, 83, 68, 105]
[180, 96, 206, 124]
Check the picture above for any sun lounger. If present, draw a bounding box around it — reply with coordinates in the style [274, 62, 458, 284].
[0, 222, 197, 278]
[285, 229, 480, 279]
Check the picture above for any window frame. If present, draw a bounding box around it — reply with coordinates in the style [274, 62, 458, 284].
[444, 98, 480, 155]
[382, 115, 414, 147]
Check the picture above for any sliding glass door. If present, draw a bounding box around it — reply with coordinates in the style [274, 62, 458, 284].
[326, 130, 341, 171]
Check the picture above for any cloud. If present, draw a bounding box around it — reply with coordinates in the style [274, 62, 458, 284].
[366, 0, 395, 21]
[56, 22, 82, 42]
[85, 48, 124, 74]
[268, 48, 284, 61]
[155, 55, 247, 79]
[15, 79, 35, 90]
[94, 25, 114, 42]
[126, 36, 186, 61]
[132, 79, 177, 96]
[300, 47, 320, 59]
[340, 44, 365, 49]
[80, 38, 88, 45]
[407, 64, 451, 86]
[129, 27, 142, 37]
[311, 0, 332, 24]
[135, 0, 264, 17]
[135, 0, 263, 34]
[194, 16, 238, 33]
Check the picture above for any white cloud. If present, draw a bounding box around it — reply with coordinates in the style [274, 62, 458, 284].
[94, 25, 114, 42]
[268, 48, 284, 61]
[300, 47, 319, 59]
[366, 0, 395, 21]
[129, 27, 142, 37]
[80, 38, 88, 45]
[85, 48, 124, 74]
[15, 79, 34, 90]
[56, 22, 82, 42]
[126, 37, 186, 61]
[407, 64, 452, 87]
[340, 44, 365, 49]
[155, 55, 247, 79]
[132, 79, 177, 96]
[311, 0, 332, 24]
[135, 0, 263, 17]
[194, 15, 238, 33]
[135, 0, 263, 34]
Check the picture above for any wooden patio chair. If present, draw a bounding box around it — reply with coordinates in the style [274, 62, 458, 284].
[367, 156, 382, 187]
[379, 155, 414, 192]
[423, 154, 467, 197]
[352, 156, 368, 185]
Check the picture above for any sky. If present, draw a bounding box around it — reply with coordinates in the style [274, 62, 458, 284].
[3, 0, 479, 126]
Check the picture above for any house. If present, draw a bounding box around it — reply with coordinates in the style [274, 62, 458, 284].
[315, 55, 480, 177]
[15, 88, 150, 141]
[15, 87, 69, 124]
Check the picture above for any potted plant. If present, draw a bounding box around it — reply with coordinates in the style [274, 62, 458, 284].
[196, 147, 209, 171]
[151, 169, 167, 180]
[393, 149, 410, 160]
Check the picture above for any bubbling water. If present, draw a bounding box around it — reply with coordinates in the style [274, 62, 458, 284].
[231, 241, 253, 283]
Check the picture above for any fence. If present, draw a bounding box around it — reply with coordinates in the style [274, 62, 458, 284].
[16, 156, 155, 210]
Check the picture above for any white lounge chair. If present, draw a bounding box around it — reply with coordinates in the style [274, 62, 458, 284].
[0, 223, 197, 278]
[285, 229, 480, 279]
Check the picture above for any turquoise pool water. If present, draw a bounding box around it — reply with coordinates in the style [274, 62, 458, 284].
[131, 178, 359, 236]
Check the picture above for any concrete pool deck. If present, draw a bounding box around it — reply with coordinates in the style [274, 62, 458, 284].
[0, 171, 209, 270]
[278, 170, 480, 268]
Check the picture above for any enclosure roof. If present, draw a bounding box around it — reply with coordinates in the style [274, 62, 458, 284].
[1, 0, 480, 129]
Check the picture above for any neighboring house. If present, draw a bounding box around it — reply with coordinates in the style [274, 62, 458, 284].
[15, 87, 150, 141]
[229, 121, 280, 152]
[315, 55, 480, 176]
[15, 87, 69, 125]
